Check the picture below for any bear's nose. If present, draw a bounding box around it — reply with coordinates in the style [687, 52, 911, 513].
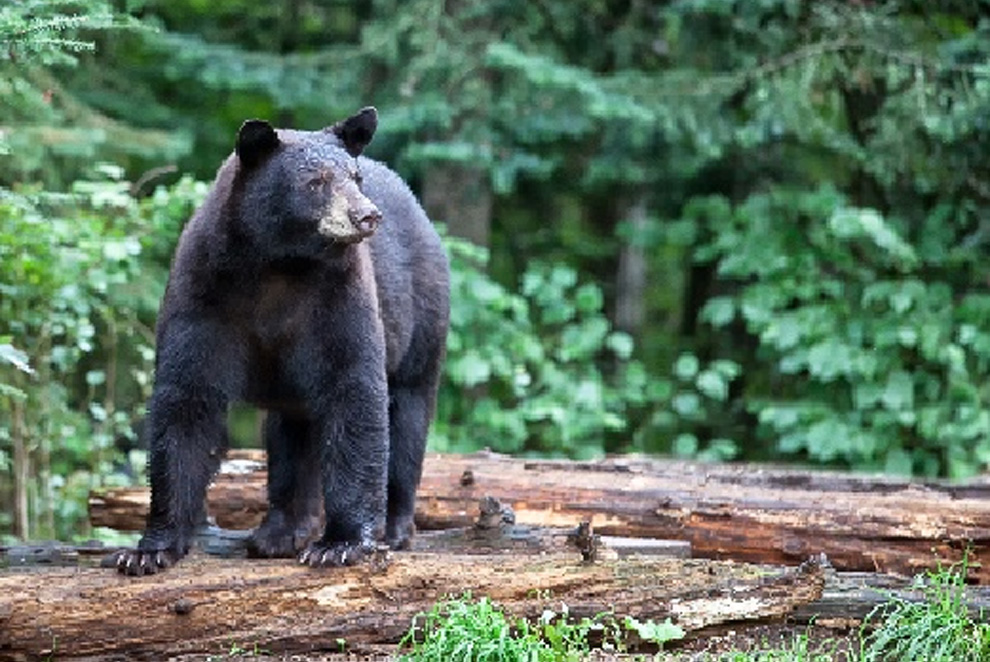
[350, 207, 382, 236]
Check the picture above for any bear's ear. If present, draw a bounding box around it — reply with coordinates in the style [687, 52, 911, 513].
[330, 107, 378, 158]
[236, 120, 280, 169]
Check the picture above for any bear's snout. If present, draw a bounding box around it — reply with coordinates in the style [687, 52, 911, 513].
[350, 205, 382, 237]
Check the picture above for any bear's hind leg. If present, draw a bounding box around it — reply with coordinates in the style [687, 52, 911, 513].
[298, 357, 390, 568]
[248, 412, 322, 558]
[385, 383, 435, 550]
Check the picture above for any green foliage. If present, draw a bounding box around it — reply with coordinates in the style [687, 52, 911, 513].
[0, 173, 204, 539]
[0, 1, 116, 65]
[399, 573, 990, 661]
[437, 228, 741, 460]
[434, 231, 662, 458]
[398, 592, 682, 661]
[635, 352, 742, 462]
[623, 615, 686, 650]
[399, 593, 551, 661]
[639, 2, 990, 476]
[681, 186, 990, 476]
[0, 0, 112, 165]
[0, 1, 185, 188]
[859, 556, 990, 662]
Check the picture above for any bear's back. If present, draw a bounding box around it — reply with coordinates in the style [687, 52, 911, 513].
[359, 158, 449, 377]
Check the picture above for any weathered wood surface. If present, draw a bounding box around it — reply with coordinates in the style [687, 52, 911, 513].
[89, 451, 990, 582]
[0, 551, 826, 661]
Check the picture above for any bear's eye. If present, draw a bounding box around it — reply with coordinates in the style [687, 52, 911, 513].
[307, 175, 330, 192]
[353, 171, 363, 186]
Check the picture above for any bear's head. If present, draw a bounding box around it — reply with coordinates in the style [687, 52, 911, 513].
[234, 107, 382, 245]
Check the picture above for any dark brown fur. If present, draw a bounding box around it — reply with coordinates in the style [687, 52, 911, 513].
[111, 108, 449, 575]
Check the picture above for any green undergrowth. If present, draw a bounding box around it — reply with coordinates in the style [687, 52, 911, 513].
[857, 556, 990, 662]
[397, 592, 683, 661]
[398, 558, 990, 662]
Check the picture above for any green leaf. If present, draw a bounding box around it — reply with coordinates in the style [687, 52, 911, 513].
[700, 296, 735, 327]
[884, 448, 914, 476]
[711, 359, 742, 380]
[448, 351, 491, 387]
[699, 438, 739, 461]
[573, 283, 604, 313]
[758, 406, 801, 431]
[672, 392, 701, 417]
[854, 382, 883, 409]
[672, 433, 698, 457]
[85, 370, 106, 386]
[828, 207, 917, 268]
[0, 383, 27, 400]
[606, 332, 634, 360]
[674, 353, 699, 381]
[881, 371, 914, 411]
[624, 616, 686, 646]
[695, 369, 728, 401]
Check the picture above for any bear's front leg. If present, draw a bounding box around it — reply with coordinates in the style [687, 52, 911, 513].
[109, 321, 234, 575]
[298, 352, 390, 568]
[110, 383, 229, 575]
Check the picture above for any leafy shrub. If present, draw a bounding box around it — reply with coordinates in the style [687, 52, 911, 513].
[0, 171, 204, 540]
[683, 186, 990, 477]
[434, 231, 673, 459]
[632, 351, 742, 462]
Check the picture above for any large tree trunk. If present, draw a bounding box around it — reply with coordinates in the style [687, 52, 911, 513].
[89, 451, 990, 582]
[0, 548, 827, 660]
[421, 165, 492, 247]
[11, 397, 29, 540]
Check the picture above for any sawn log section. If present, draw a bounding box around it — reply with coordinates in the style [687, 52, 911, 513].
[89, 451, 990, 582]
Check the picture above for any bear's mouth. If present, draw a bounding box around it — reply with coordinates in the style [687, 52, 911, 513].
[351, 211, 381, 238]
[333, 231, 370, 245]
[324, 215, 380, 244]
[317, 199, 382, 243]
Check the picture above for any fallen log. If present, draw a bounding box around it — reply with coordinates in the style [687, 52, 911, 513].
[0, 551, 826, 660]
[89, 451, 990, 581]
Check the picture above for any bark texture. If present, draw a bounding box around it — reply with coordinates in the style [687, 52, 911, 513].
[89, 451, 990, 582]
[0, 551, 827, 661]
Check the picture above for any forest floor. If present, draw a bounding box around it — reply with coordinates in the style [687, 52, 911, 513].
[164, 620, 861, 662]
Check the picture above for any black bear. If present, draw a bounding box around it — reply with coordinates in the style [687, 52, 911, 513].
[111, 108, 450, 575]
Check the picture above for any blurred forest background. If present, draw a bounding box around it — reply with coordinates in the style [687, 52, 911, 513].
[1, 0, 989, 542]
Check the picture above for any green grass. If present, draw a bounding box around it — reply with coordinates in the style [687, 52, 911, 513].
[397, 592, 684, 661]
[398, 559, 990, 662]
[857, 557, 990, 662]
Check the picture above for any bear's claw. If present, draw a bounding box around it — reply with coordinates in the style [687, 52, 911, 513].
[298, 540, 375, 568]
[105, 548, 178, 576]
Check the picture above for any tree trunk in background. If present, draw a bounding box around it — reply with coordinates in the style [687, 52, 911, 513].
[614, 195, 649, 338]
[422, 165, 492, 247]
[12, 397, 28, 540]
[278, 0, 302, 54]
